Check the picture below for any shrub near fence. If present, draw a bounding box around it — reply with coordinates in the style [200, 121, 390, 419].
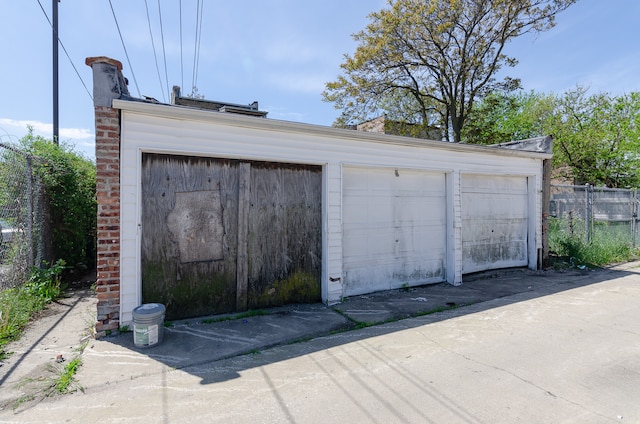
[550, 184, 640, 252]
[1, 134, 97, 290]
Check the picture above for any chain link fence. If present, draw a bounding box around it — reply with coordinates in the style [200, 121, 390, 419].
[0, 143, 47, 290]
[550, 184, 639, 248]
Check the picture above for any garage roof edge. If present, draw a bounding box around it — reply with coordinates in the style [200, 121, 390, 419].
[112, 99, 552, 160]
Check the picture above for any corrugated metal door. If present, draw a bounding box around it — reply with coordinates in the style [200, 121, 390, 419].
[342, 167, 447, 296]
[461, 174, 529, 274]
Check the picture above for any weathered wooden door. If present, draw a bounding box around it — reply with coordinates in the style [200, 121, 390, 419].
[141, 153, 321, 320]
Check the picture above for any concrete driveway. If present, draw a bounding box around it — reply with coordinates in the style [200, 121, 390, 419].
[1, 262, 639, 423]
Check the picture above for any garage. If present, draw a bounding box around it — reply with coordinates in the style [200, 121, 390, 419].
[342, 166, 447, 296]
[461, 174, 530, 274]
[140, 154, 322, 320]
[87, 55, 551, 333]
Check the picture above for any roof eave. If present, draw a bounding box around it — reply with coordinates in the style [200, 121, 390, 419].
[111, 99, 553, 160]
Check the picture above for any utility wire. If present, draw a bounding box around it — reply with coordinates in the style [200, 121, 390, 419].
[157, 0, 170, 101]
[196, 0, 204, 89]
[180, 0, 184, 92]
[191, 0, 198, 93]
[108, 0, 141, 97]
[144, 0, 166, 102]
[36, 0, 93, 101]
[192, 0, 204, 94]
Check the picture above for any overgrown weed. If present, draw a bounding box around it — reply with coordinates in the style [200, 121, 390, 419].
[549, 218, 638, 267]
[0, 260, 66, 357]
[201, 309, 267, 324]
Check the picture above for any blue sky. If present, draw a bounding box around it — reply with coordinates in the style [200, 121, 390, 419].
[1, 0, 638, 159]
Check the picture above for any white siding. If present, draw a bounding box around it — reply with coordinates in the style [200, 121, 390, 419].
[325, 163, 343, 303]
[448, 171, 463, 285]
[115, 100, 548, 322]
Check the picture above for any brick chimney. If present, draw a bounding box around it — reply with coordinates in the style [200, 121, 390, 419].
[85, 56, 128, 337]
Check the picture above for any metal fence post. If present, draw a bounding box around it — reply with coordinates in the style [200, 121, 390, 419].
[0, 143, 40, 288]
[585, 183, 593, 243]
[633, 189, 638, 248]
[550, 184, 639, 250]
[26, 155, 34, 267]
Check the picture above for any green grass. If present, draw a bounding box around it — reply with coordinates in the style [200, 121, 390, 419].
[329, 301, 467, 336]
[201, 309, 267, 324]
[0, 286, 48, 358]
[11, 355, 85, 409]
[54, 357, 83, 394]
[0, 260, 65, 358]
[549, 218, 640, 267]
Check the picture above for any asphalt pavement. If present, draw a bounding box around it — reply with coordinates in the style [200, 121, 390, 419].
[1, 261, 639, 423]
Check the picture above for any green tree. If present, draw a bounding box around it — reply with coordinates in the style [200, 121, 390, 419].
[323, 0, 576, 142]
[19, 132, 97, 269]
[463, 87, 640, 187]
[462, 90, 555, 144]
[549, 88, 640, 187]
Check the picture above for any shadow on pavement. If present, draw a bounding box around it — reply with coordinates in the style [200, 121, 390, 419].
[0, 294, 87, 388]
[93, 263, 639, 387]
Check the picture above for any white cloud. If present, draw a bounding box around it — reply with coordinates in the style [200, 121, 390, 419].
[0, 118, 50, 139]
[60, 127, 94, 140]
[0, 118, 93, 141]
[0, 118, 95, 159]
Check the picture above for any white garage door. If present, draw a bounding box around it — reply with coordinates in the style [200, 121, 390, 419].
[342, 167, 447, 296]
[461, 174, 529, 274]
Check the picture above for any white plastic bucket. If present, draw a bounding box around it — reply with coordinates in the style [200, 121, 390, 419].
[132, 303, 166, 348]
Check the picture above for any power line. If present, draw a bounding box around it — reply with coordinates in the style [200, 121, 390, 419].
[192, 0, 204, 96]
[108, 0, 141, 97]
[143, 0, 166, 102]
[157, 0, 170, 101]
[191, 0, 198, 93]
[53, 0, 59, 143]
[35, 0, 93, 102]
[180, 0, 184, 92]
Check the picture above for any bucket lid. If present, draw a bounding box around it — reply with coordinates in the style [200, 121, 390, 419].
[132, 303, 166, 316]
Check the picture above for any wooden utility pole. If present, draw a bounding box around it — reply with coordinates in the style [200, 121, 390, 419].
[53, 0, 59, 144]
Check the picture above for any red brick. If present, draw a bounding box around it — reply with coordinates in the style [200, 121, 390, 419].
[93, 101, 123, 338]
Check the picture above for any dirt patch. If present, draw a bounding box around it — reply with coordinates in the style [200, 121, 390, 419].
[64, 268, 96, 290]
